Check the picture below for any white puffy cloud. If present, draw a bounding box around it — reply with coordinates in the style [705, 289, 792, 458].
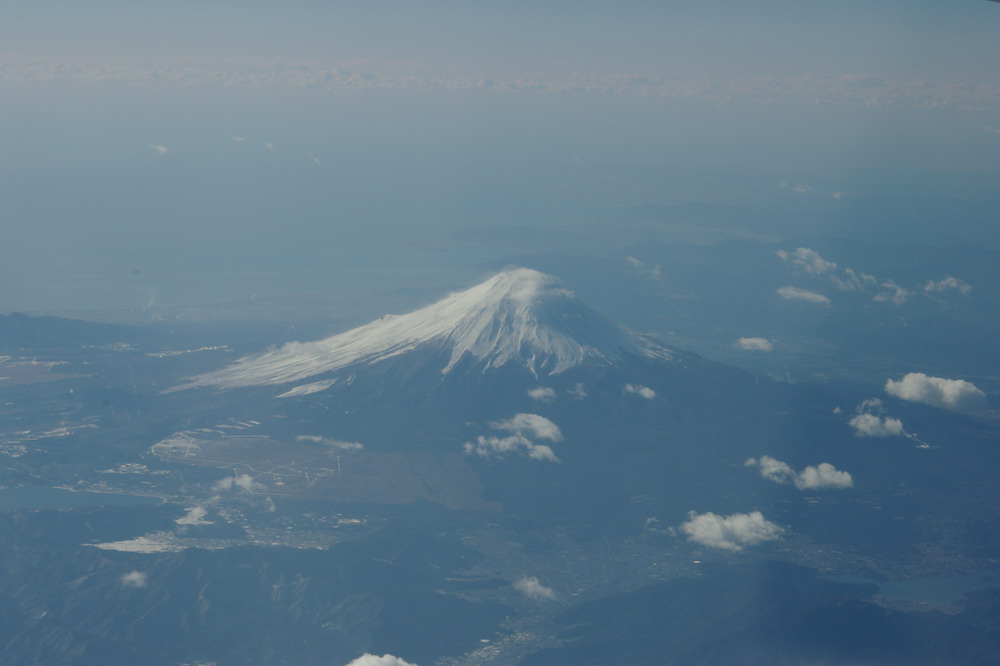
[120, 571, 148, 588]
[874, 281, 910, 305]
[796, 463, 854, 490]
[213, 473, 264, 493]
[849, 398, 905, 437]
[849, 412, 904, 437]
[344, 654, 418, 666]
[925, 276, 972, 295]
[296, 435, 365, 450]
[735, 337, 774, 352]
[513, 576, 556, 601]
[885, 373, 988, 413]
[680, 511, 784, 551]
[148, 144, 170, 155]
[624, 383, 656, 400]
[491, 413, 562, 442]
[745, 456, 853, 490]
[527, 386, 557, 403]
[777, 286, 830, 305]
[464, 413, 563, 462]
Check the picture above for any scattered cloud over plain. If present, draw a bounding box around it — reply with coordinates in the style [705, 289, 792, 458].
[464, 413, 562, 462]
[735, 337, 773, 352]
[776, 247, 835, 275]
[513, 576, 557, 601]
[874, 281, 910, 305]
[527, 386, 557, 402]
[344, 654, 418, 666]
[624, 383, 656, 400]
[120, 571, 148, 588]
[777, 286, 830, 305]
[849, 398, 904, 437]
[885, 373, 988, 413]
[625, 256, 661, 280]
[296, 435, 365, 450]
[745, 456, 853, 490]
[925, 276, 972, 295]
[680, 511, 784, 551]
[777, 247, 875, 293]
[213, 474, 263, 493]
[175, 505, 212, 525]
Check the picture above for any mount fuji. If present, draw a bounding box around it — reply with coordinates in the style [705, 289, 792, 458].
[174, 268, 677, 392]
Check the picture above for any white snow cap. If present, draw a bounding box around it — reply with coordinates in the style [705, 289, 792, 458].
[174, 268, 673, 389]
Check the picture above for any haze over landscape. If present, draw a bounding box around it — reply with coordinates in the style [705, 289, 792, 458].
[1, 1, 1000, 664]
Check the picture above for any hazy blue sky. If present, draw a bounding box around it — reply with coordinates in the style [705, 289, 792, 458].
[2, 1, 999, 312]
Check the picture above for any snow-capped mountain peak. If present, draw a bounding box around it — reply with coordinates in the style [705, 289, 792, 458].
[173, 268, 672, 390]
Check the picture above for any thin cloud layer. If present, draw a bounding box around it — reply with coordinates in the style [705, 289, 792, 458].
[735, 337, 774, 352]
[296, 435, 365, 451]
[885, 373, 988, 413]
[680, 511, 784, 551]
[624, 383, 656, 400]
[777, 286, 830, 305]
[513, 576, 557, 601]
[745, 456, 853, 490]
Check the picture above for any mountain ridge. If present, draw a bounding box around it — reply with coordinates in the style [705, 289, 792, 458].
[172, 268, 674, 391]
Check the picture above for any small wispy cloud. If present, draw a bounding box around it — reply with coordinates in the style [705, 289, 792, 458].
[567, 383, 588, 400]
[231, 136, 247, 143]
[885, 372, 988, 414]
[527, 386, 556, 403]
[925, 276, 972, 295]
[680, 511, 784, 551]
[149, 144, 170, 155]
[776, 286, 830, 305]
[873, 280, 910, 305]
[776, 248, 836, 275]
[624, 383, 656, 400]
[745, 455, 853, 489]
[735, 337, 774, 352]
[120, 571, 148, 588]
[513, 576, 557, 601]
